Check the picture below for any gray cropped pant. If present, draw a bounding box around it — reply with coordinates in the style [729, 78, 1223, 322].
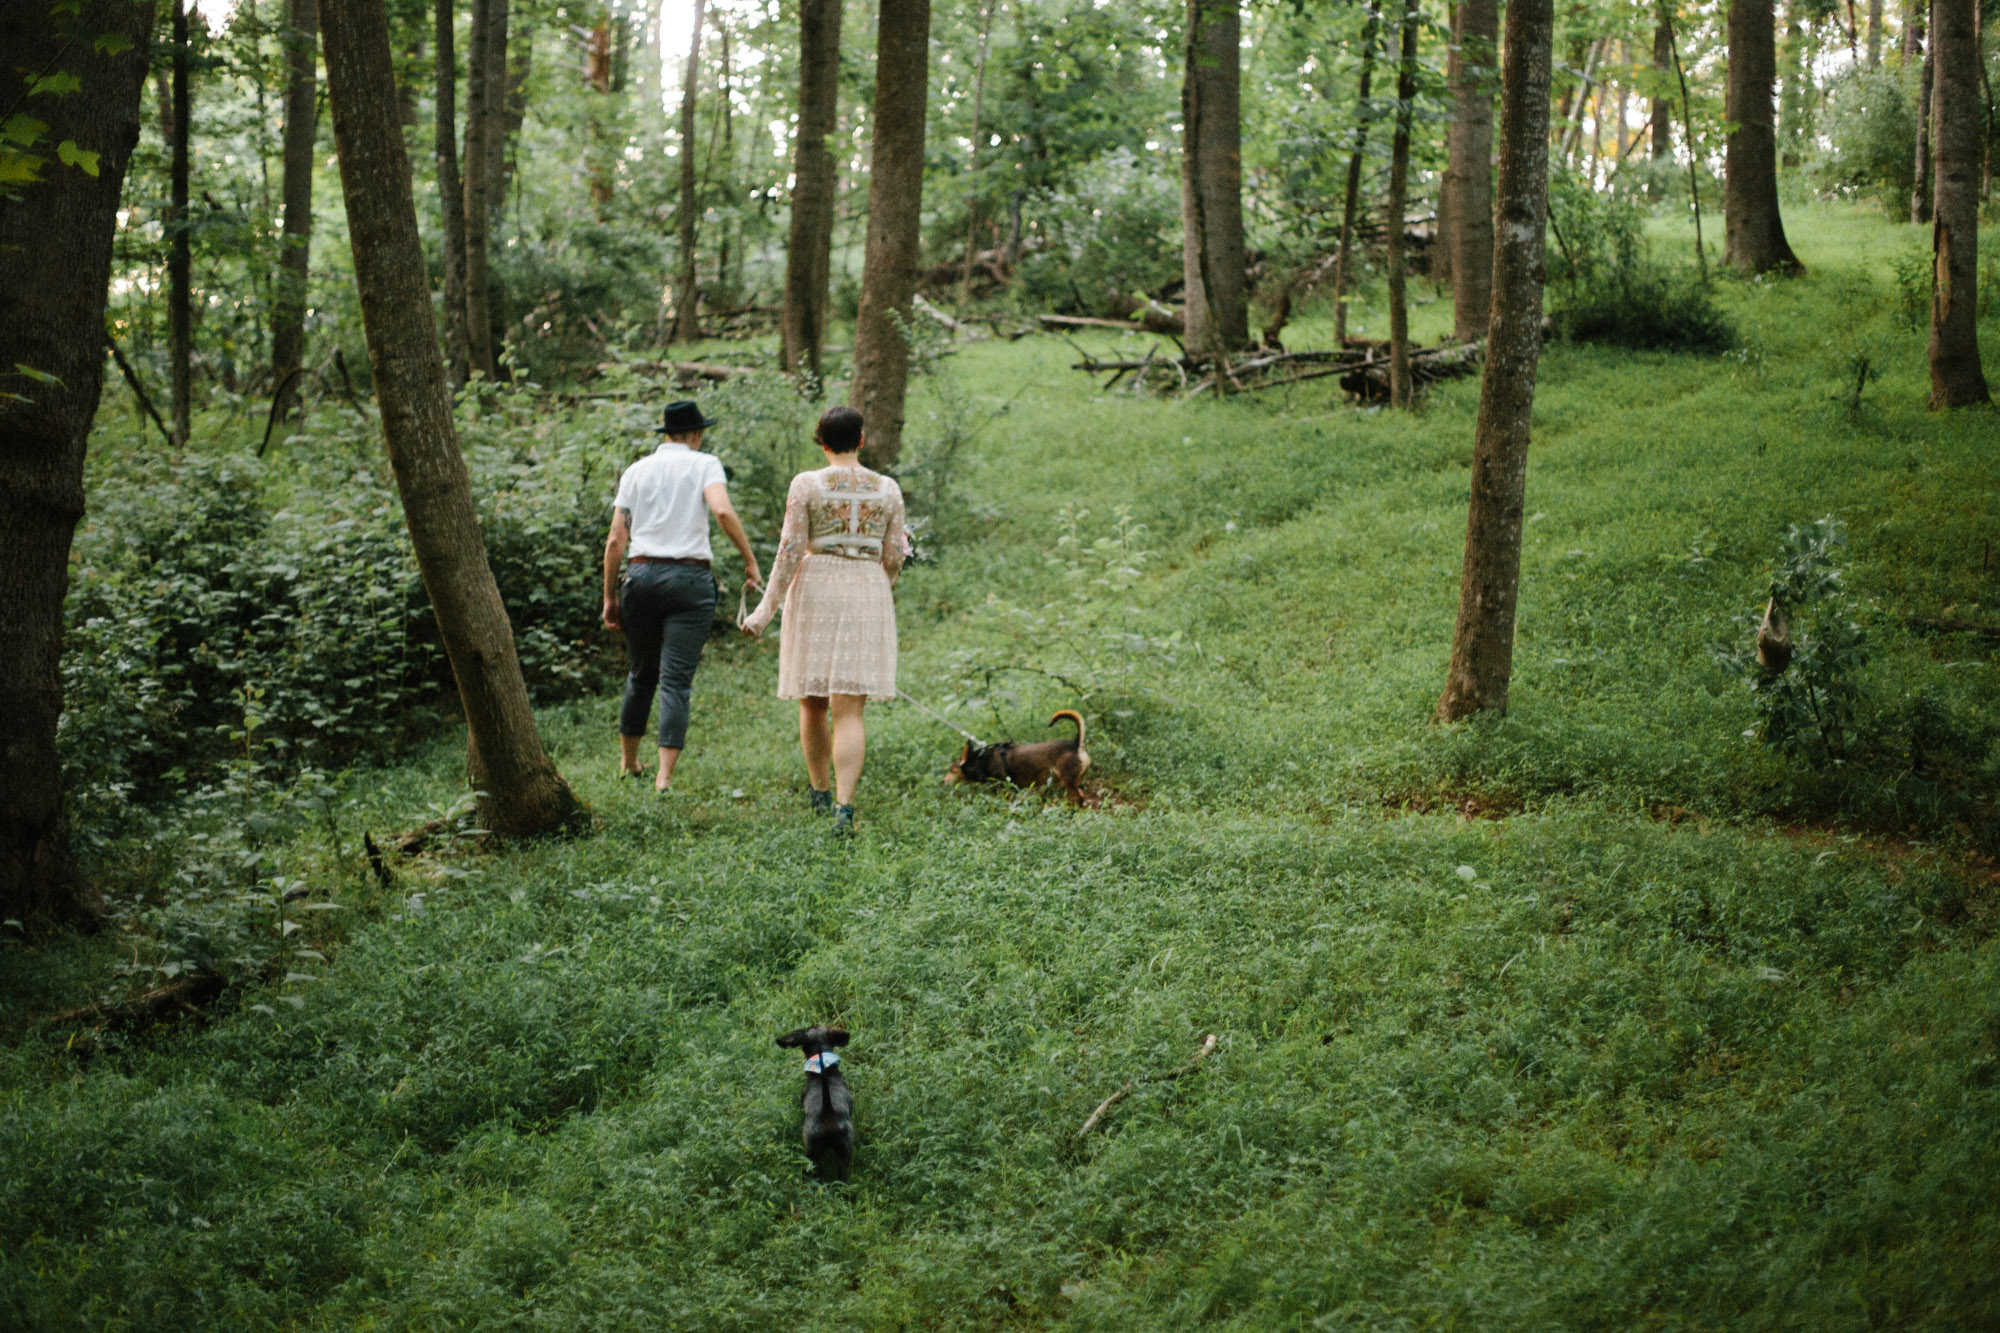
[618, 561, 716, 749]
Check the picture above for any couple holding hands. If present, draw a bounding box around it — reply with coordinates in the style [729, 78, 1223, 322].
[601, 399, 903, 836]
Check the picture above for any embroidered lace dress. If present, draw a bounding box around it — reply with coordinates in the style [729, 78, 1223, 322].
[744, 465, 905, 700]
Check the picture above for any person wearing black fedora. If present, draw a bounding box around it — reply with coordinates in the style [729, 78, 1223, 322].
[601, 399, 762, 790]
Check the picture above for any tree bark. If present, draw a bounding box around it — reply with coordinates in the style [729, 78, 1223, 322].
[1651, 9, 1673, 161]
[271, 0, 318, 420]
[1927, 0, 1991, 406]
[1779, 4, 1807, 166]
[0, 0, 156, 925]
[1448, 0, 1497, 339]
[781, 0, 843, 376]
[1332, 0, 1383, 347]
[960, 0, 997, 305]
[1911, 9, 1934, 224]
[437, 0, 470, 386]
[672, 0, 708, 343]
[1385, 0, 1419, 406]
[1435, 0, 1554, 723]
[483, 0, 510, 214]
[1181, 0, 1250, 360]
[169, 0, 192, 444]
[1868, 0, 1883, 64]
[850, 0, 932, 468]
[320, 0, 582, 838]
[1723, 0, 1803, 273]
[462, 0, 496, 378]
[1434, 2, 1460, 289]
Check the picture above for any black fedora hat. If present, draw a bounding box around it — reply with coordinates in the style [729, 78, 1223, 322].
[656, 399, 720, 434]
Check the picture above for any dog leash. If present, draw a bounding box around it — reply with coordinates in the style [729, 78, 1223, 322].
[895, 688, 987, 747]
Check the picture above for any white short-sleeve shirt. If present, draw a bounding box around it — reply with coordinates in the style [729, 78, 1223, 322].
[614, 441, 728, 560]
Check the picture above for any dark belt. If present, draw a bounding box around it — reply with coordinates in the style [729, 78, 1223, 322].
[629, 555, 710, 567]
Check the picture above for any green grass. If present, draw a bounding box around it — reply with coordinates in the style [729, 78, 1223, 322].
[3, 202, 1998, 1329]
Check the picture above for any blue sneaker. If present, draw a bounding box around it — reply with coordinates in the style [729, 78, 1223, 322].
[809, 786, 833, 815]
[832, 803, 855, 838]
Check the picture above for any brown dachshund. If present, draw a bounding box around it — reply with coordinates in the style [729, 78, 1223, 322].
[944, 710, 1091, 805]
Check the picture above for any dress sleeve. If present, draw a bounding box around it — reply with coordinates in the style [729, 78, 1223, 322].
[880, 478, 907, 588]
[746, 473, 811, 631]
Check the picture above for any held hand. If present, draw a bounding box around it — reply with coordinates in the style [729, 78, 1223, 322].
[601, 596, 621, 632]
[745, 565, 765, 591]
[740, 606, 771, 638]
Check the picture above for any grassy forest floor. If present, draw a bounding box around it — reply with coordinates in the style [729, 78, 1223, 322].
[4, 204, 1999, 1329]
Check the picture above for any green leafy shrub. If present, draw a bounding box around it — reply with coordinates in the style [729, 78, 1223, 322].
[1725, 518, 1871, 765]
[1546, 170, 1734, 353]
[1017, 148, 1184, 311]
[1811, 66, 1917, 212]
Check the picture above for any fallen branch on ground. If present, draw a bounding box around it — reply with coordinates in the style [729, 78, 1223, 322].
[1077, 1033, 1218, 1138]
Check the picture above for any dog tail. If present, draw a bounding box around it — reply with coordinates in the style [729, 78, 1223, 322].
[1048, 710, 1085, 749]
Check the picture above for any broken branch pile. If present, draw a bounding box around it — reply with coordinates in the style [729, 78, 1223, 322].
[1067, 336, 1483, 401]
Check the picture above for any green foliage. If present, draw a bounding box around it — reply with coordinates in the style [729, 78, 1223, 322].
[1017, 147, 1185, 310]
[1723, 518, 1871, 765]
[1811, 66, 1918, 212]
[1547, 170, 1734, 353]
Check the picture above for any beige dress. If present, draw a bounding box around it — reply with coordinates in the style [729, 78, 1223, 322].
[745, 465, 905, 700]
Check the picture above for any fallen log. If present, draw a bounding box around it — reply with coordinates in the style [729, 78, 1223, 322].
[607, 360, 760, 382]
[44, 970, 228, 1049]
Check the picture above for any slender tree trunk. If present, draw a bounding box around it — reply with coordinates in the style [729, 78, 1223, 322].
[1333, 0, 1384, 347]
[1668, 16, 1708, 273]
[960, 0, 997, 306]
[1651, 10, 1673, 161]
[1559, 39, 1601, 160]
[672, 0, 708, 343]
[850, 0, 932, 468]
[1724, 0, 1803, 273]
[1448, 0, 1497, 339]
[1902, 0, 1920, 61]
[320, 0, 582, 838]
[1434, 2, 1460, 289]
[0, 0, 155, 927]
[1928, 0, 1991, 406]
[271, 0, 318, 419]
[462, 0, 495, 377]
[497, 21, 528, 202]
[169, 0, 193, 444]
[1386, 0, 1419, 406]
[1779, 4, 1806, 166]
[483, 0, 510, 213]
[1435, 0, 1554, 723]
[1912, 9, 1934, 223]
[1868, 0, 1883, 64]
[780, 0, 842, 376]
[437, 0, 470, 386]
[715, 20, 733, 305]
[1181, 0, 1250, 360]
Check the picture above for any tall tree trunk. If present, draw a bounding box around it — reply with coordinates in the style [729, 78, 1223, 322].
[960, 0, 997, 305]
[1559, 39, 1601, 161]
[437, 0, 471, 386]
[1928, 0, 1991, 406]
[850, 0, 932, 468]
[1868, 0, 1883, 64]
[780, 0, 842, 376]
[1449, 0, 1497, 339]
[1181, 0, 1250, 360]
[169, 0, 192, 444]
[1332, 0, 1384, 347]
[462, 0, 495, 377]
[672, 0, 708, 343]
[1651, 9, 1673, 161]
[271, 0, 318, 420]
[0, 0, 155, 927]
[1669, 14, 1708, 273]
[1723, 0, 1803, 273]
[1386, 0, 1419, 406]
[320, 0, 582, 838]
[483, 0, 510, 213]
[496, 27, 529, 205]
[1435, 0, 1554, 723]
[1434, 2, 1460, 289]
[1779, 3, 1806, 166]
[1911, 9, 1934, 223]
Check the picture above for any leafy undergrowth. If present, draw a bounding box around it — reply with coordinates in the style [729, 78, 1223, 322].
[3, 203, 1998, 1329]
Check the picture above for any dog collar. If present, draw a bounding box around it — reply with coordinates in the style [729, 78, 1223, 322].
[803, 1051, 840, 1074]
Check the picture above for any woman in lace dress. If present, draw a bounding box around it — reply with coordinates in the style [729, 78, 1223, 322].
[741, 406, 904, 834]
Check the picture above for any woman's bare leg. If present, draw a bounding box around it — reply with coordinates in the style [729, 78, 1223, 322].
[829, 693, 867, 805]
[799, 696, 832, 792]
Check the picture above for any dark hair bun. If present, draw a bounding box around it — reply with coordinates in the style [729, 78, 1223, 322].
[816, 405, 863, 454]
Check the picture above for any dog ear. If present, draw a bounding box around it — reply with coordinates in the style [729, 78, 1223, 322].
[775, 1028, 808, 1048]
[822, 1027, 851, 1047]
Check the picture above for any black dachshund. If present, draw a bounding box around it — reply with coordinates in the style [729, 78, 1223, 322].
[775, 1025, 854, 1181]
